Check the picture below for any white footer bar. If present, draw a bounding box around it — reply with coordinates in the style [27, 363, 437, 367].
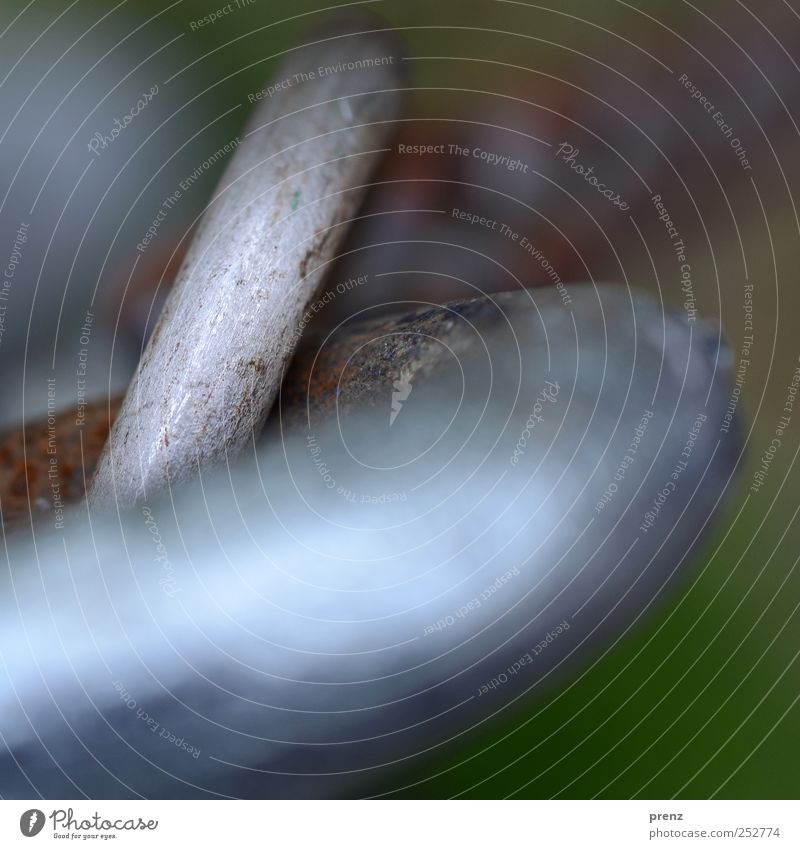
[1, 799, 795, 847]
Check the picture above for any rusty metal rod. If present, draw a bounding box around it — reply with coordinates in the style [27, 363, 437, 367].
[0, 298, 482, 525]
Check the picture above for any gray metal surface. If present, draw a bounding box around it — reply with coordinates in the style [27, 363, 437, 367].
[89, 25, 405, 509]
[0, 285, 741, 798]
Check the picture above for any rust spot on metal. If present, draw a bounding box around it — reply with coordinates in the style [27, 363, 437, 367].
[0, 396, 123, 526]
[1, 299, 483, 525]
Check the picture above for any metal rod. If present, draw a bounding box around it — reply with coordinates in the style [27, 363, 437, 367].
[88, 22, 405, 509]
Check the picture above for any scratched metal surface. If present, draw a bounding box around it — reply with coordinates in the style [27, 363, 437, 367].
[88, 23, 406, 509]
